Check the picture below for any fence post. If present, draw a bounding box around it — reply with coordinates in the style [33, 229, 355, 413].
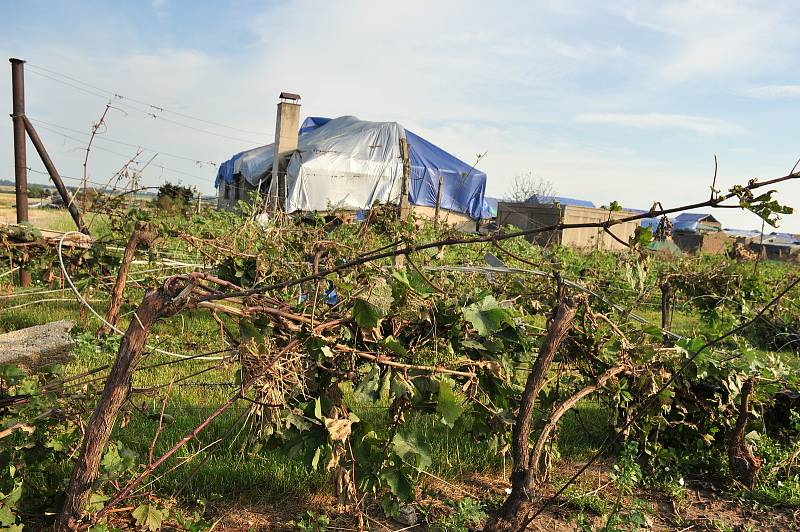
[395, 137, 412, 268]
[10, 58, 30, 287]
[661, 279, 672, 345]
[434, 173, 443, 229]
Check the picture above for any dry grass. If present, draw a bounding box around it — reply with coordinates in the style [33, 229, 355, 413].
[0, 191, 106, 232]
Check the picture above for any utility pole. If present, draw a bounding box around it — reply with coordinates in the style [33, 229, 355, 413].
[10, 58, 30, 286]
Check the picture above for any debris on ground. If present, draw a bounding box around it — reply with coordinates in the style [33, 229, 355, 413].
[0, 319, 75, 372]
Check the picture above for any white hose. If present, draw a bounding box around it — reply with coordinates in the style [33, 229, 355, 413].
[57, 231, 225, 360]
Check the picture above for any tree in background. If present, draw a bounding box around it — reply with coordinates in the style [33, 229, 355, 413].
[154, 182, 194, 213]
[505, 171, 556, 202]
[27, 185, 47, 198]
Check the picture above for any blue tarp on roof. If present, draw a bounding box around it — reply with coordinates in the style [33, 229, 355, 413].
[219, 116, 487, 219]
[299, 116, 331, 135]
[215, 151, 244, 187]
[527, 195, 595, 208]
[406, 130, 486, 219]
[640, 217, 661, 230]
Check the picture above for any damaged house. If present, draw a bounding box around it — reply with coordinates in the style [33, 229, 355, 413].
[215, 93, 487, 228]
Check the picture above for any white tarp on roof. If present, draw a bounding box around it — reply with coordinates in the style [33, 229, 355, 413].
[282, 116, 404, 213]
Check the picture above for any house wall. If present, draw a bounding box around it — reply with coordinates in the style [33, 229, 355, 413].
[496, 202, 637, 250]
[412, 205, 476, 231]
[673, 231, 730, 255]
[217, 177, 258, 211]
[496, 202, 562, 246]
[561, 206, 638, 251]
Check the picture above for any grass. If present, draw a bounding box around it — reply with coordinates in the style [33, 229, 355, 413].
[2, 207, 799, 525]
[0, 191, 111, 234]
[0, 282, 781, 509]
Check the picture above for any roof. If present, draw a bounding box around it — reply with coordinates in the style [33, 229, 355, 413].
[216, 115, 487, 219]
[673, 212, 722, 233]
[527, 194, 595, 208]
[724, 228, 763, 239]
[763, 232, 800, 245]
[675, 212, 720, 224]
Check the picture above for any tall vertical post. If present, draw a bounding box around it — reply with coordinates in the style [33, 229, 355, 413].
[10, 58, 30, 287]
[395, 137, 412, 269]
[398, 137, 411, 221]
[660, 279, 672, 346]
[434, 173, 443, 229]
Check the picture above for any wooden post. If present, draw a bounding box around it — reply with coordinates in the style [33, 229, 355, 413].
[23, 117, 89, 235]
[398, 137, 411, 221]
[434, 174, 443, 229]
[10, 58, 30, 287]
[660, 280, 671, 345]
[395, 137, 412, 268]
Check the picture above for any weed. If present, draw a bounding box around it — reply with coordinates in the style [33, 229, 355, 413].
[287, 510, 330, 531]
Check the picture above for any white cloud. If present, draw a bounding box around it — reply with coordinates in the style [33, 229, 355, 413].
[2, 1, 799, 232]
[574, 112, 745, 135]
[742, 85, 800, 99]
[621, 1, 797, 83]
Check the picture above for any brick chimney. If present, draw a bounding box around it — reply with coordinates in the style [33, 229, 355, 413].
[271, 92, 301, 209]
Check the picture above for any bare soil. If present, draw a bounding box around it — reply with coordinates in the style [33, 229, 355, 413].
[198, 461, 800, 531]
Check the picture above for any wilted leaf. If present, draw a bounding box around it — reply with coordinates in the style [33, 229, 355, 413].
[436, 379, 465, 428]
[132, 504, 163, 532]
[352, 299, 383, 329]
[392, 432, 432, 471]
[324, 417, 353, 442]
[464, 295, 509, 336]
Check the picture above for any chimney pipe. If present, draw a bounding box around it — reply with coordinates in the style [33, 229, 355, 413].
[270, 92, 301, 210]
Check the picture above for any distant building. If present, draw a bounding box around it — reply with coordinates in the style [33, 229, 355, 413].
[749, 233, 800, 261]
[674, 212, 723, 232]
[671, 212, 729, 254]
[496, 199, 638, 251]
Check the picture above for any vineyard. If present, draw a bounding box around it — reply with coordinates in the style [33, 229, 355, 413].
[1, 177, 800, 532]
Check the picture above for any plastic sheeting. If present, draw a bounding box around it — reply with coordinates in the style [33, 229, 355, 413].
[406, 130, 486, 220]
[216, 115, 489, 219]
[284, 116, 404, 213]
[214, 144, 274, 188]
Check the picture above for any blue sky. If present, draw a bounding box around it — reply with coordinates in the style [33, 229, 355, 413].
[2, 0, 799, 231]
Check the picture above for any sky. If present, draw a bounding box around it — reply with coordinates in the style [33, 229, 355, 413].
[1, 0, 799, 232]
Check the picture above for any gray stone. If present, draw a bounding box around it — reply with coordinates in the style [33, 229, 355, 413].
[396, 505, 417, 526]
[0, 320, 76, 372]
